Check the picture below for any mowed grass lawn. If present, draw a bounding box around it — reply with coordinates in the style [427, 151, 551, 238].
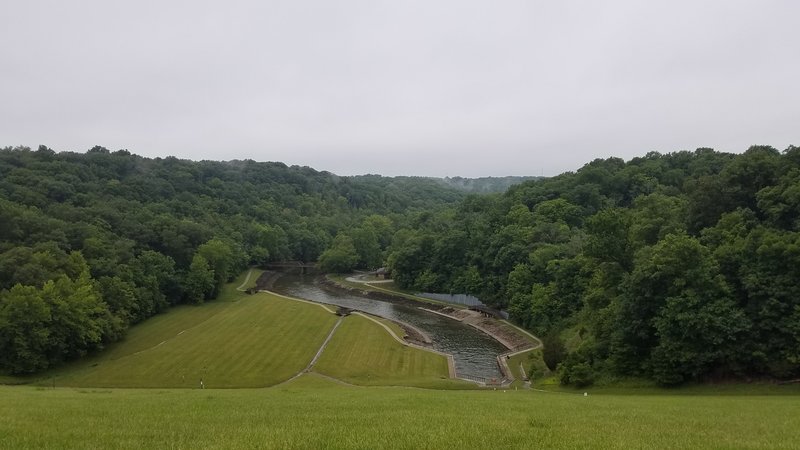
[48, 271, 340, 388]
[2, 380, 798, 449]
[313, 313, 468, 389]
[30, 270, 464, 389]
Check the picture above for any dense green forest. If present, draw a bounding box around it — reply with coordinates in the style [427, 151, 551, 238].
[0, 145, 466, 374]
[382, 145, 800, 385]
[438, 176, 540, 193]
[2, 144, 798, 387]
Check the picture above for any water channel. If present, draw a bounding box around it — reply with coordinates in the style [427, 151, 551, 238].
[271, 273, 507, 379]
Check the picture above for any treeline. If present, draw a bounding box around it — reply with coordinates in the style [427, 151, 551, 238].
[438, 176, 540, 193]
[385, 146, 800, 385]
[0, 145, 467, 374]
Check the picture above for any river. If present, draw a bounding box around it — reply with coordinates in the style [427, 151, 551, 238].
[271, 273, 507, 379]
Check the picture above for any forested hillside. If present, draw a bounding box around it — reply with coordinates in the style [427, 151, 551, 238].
[438, 176, 540, 193]
[384, 146, 800, 385]
[0, 145, 465, 374]
[3, 144, 798, 387]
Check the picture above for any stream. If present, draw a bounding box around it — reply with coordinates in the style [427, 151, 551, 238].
[271, 273, 507, 379]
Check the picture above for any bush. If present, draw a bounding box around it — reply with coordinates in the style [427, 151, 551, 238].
[558, 355, 595, 388]
[542, 332, 566, 372]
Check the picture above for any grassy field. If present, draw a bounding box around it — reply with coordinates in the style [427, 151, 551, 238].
[2, 270, 799, 448]
[313, 313, 468, 389]
[2, 381, 798, 449]
[55, 291, 338, 388]
[6, 270, 467, 390]
[15, 270, 340, 388]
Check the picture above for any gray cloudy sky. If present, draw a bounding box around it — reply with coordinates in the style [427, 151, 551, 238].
[2, 1, 798, 177]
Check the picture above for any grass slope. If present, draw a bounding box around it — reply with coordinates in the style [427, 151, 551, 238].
[313, 313, 466, 389]
[57, 291, 337, 388]
[2, 383, 798, 449]
[23, 270, 469, 389]
[47, 271, 339, 388]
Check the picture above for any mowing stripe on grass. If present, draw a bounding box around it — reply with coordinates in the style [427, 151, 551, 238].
[313, 314, 471, 389]
[52, 292, 339, 388]
[353, 312, 456, 378]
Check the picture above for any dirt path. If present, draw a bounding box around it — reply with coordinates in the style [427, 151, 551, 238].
[275, 316, 344, 387]
[305, 316, 344, 372]
[236, 268, 254, 291]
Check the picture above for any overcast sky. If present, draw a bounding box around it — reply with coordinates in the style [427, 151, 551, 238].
[2, 1, 798, 177]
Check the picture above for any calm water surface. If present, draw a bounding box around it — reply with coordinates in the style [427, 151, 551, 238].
[271, 273, 506, 379]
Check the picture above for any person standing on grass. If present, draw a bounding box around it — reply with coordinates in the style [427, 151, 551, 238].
[200, 378, 204, 389]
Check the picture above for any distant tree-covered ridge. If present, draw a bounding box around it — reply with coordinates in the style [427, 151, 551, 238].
[0, 145, 467, 374]
[438, 176, 541, 193]
[384, 145, 800, 385]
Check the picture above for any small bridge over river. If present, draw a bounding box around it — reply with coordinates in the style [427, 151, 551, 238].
[264, 261, 318, 273]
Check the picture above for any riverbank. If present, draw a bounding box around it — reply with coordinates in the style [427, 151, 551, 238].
[323, 273, 545, 386]
[420, 307, 536, 352]
[271, 272, 521, 383]
[326, 274, 540, 352]
[314, 276, 437, 347]
[254, 269, 283, 291]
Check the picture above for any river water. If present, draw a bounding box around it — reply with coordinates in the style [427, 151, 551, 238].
[271, 273, 507, 379]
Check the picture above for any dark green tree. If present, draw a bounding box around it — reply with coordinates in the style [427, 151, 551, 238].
[184, 255, 215, 303]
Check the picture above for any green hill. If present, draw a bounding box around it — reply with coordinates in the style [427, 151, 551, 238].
[23, 272, 455, 389]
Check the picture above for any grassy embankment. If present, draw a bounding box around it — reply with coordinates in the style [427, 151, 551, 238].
[2, 270, 800, 448]
[7, 269, 455, 390]
[314, 313, 471, 389]
[50, 270, 340, 388]
[2, 380, 799, 449]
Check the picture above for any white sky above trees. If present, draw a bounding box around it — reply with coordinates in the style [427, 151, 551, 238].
[2, 1, 798, 177]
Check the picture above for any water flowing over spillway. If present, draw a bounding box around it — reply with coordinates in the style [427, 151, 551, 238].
[271, 274, 507, 379]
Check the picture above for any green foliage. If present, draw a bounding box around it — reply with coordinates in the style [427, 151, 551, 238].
[0, 285, 51, 373]
[196, 239, 238, 296]
[558, 360, 594, 388]
[649, 290, 746, 385]
[318, 234, 359, 273]
[184, 254, 215, 303]
[541, 331, 566, 372]
[0, 146, 466, 374]
[349, 226, 382, 269]
[0, 259, 113, 374]
[3, 144, 800, 385]
[383, 146, 800, 385]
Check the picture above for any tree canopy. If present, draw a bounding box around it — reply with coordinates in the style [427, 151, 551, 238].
[383, 145, 800, 385]
[0, 146, 467, 373]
